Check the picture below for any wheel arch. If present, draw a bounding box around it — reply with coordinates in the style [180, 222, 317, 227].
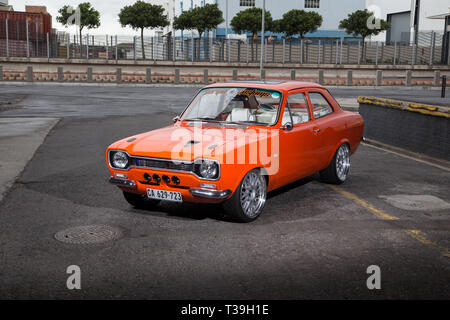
[229, 166, 270, 195]
[325, 139, 351, 169]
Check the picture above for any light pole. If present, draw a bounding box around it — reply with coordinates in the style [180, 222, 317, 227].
[225, 0, 228, 40]
[260, 0, 265, 74]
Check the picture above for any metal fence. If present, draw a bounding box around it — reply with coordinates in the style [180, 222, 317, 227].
[0, 19, 448, 65]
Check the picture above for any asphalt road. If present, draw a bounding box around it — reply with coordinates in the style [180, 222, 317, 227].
[0, 84, 449, 299]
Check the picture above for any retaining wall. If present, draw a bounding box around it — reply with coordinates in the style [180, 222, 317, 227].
[358, 96, 450, 161]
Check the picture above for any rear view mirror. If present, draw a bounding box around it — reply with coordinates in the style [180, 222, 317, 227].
[281, 122, 293, 131]
[173, 116, 180, 123]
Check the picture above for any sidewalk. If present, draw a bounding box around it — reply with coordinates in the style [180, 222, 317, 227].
[0, 117, 59, 202]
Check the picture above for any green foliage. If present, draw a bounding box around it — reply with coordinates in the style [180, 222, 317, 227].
[277, 9, 322, 38]
[270, 19, 283, 34]
[118, 1, 169, 31]
[339, 9, 389, 41]
[173, 3, 223, 37]
[56, 2, 100, 31]
[230, 7, 272, 38]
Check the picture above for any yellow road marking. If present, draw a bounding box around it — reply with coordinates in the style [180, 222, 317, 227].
[404, 230, 450, 258]
[328, 185, 450, 258]
[328, 185, 399, 221]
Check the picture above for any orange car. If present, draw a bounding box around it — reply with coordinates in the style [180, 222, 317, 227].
[106, 81, 364, 222]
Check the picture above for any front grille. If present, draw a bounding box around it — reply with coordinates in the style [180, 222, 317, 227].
[130, 157, 194, 172]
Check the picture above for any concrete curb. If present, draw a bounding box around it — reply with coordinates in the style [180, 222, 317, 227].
[0, 118, 60, 203]
[358, 96, 450, 118]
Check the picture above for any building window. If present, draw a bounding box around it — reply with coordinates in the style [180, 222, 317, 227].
[305, 0, 320, 8]
[240, 0, 255, 7]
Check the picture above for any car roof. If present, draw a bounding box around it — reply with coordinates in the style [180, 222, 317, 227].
[205, 80, 325, 92]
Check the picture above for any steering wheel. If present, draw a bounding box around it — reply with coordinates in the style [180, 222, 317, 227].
[259, 103, 276, 111]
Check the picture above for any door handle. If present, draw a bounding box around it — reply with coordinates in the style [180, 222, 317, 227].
[313, 128, 321, 133]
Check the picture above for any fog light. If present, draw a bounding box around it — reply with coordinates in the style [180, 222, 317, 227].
[162, 175, 170, 184]
[200, 183, 216, 189]
[153, 174, 161, 183]
[172, 176, 180, 185]
[114, 173, 127, 179]
[143, 173, 152, 182]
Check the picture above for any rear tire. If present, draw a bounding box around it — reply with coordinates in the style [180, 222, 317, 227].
[320, 144, 351, 185]
[123, 191, 160, 209]
[223, 169, 267, 222]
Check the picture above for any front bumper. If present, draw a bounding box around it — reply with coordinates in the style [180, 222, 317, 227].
[109, 177, 136, 188]
[108, 177, 232, 201]
[189, 188, 232, 199]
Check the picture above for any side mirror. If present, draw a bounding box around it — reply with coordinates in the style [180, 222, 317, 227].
[173, 116, 180, 123]
[280, 122, 293, 132]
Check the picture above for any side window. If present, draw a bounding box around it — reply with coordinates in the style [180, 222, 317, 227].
[308, 92, 333, 119]
[283, 92, 310, 125]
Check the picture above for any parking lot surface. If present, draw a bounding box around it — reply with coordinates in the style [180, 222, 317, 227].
[0, 84, 449, 299]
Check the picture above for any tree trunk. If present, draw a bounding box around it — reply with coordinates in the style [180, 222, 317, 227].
[141, 28, 146, 60]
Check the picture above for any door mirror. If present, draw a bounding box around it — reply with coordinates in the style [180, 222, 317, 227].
[173, 116, 180, 123]
[280, 122, 293, 131]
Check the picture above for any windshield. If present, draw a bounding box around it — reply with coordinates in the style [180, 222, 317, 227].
[180, 87, 283, 126]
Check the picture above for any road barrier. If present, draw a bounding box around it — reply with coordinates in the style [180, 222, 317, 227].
[0, 64, 448, 87]
[358, 96, 450, 161]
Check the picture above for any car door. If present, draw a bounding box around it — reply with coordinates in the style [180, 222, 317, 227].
[306, 90, 338, 170]
[277, 90, 323, 186]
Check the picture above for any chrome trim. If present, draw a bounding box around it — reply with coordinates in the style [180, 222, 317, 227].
[108, 150, 221, 181]
[109, 177, 136, 188]
[189, 188, 232, 199]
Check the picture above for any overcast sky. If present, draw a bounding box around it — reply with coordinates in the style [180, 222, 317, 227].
[10, 0, 168, 35]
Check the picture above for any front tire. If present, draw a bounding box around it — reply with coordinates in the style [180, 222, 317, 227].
[223, 169, 267, 222]
[320, 143, 351, 185]
[123, 191, 160, 209]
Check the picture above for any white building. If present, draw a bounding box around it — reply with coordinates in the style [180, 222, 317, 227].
[366, 0, 450, 43]
[174, 0, 366, 40]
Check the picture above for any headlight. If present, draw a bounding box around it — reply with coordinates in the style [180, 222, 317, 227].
[111, 151, 129, 169]
[195, 159, 219, 180]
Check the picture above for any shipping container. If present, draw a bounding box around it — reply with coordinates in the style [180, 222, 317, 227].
[0, 11, 52, 39]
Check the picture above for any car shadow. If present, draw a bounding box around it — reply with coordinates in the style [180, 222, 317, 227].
[267, 173, 319, 199]
[130, 201, 236, 222]
[131, 173, 321, 223]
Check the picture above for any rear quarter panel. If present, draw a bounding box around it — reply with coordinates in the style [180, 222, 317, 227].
[325, 111, 364, 168]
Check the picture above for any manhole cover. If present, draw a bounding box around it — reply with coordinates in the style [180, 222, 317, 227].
[380, 195, 450, 211]
[55, 225, 122, 244]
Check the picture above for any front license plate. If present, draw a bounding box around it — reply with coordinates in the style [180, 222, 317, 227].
[147, 188, 183, 203]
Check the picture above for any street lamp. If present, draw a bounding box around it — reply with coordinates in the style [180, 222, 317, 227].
[225, 0, 228, 40]
[260, 0, 265, 74]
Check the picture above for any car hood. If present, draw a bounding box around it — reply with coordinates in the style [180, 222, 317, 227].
[111, 123, 271, 162]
